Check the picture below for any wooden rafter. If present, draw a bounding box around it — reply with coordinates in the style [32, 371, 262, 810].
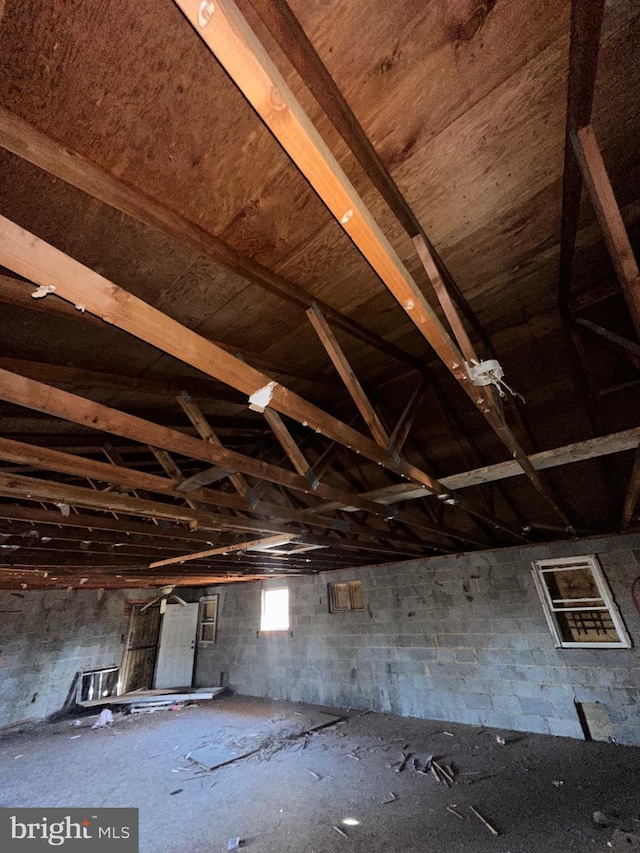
[570, 125, 640, 337]
[262, 409, 318, 488]
[245, 0, 493, 355]
[0, 220, 531, 541]
[148, 534, 296, 569]
[389, 376, 430, 455]
[622, 445, 640, 529]
[558, 0, 606, 307]
[307, 303, 390, 449]
[171, 0, 572, 529]
[0, 107, 421, 371]
[177, 392, 258, 506]
[364, 428, 640, 503]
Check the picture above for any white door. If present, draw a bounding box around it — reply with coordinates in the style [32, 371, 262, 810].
[154, 603, 199, 688]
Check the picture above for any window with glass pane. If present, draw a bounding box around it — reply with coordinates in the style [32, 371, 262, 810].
[198, 595, 218, 644]
[532, 556, 631, 648]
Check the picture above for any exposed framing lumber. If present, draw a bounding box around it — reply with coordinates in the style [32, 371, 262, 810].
[622, 445, 640, 530]
[0, 108, 420, 371]
[148, 534, 296, 569]
[171, 0, 571, 528]
[245, 0, 493, 355]
[0, 224, 451, 494]
[0, 504, 228, 544]
[365, 428, 640, 503]
[558, 0, 606, 307]
[307, 303, 390, 448]
[570, 124, 640, 338]
[0, 222, 531, 541]
[0, 374, 480, 547]
[263, 408, 318, 488]
[413, 235, 477, 365]
[572, 317, 640, 367]
[389, 376, 429, 455]
[177, 392, 258, 506]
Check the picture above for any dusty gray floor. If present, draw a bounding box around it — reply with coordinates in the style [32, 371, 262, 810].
[1, 694, 639, 852]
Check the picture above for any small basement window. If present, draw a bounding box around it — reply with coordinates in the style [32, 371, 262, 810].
[532, 555, 631, 648]
[261, 588, 289, 632]
[198, 595, 219, 644]
[329, 580, 363, 613]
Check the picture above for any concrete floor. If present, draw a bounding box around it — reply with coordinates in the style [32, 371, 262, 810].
[1, 695, 639, 852]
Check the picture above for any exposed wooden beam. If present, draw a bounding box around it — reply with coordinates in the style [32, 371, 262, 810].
[0, 377, 475, 547]
[148, 534, 296, 569]
[558, 0, 606, 307]
[0, 504, 221, 542]
[0, 222, 528, 539]
[263, 408, 318, 487]
[389, 376, 429, 454]
[413, 235, 477, 365]
[570, 125, 640, 338]
[0, 108, 421, 371]
[171, 0, 570, 528]
[0, 229, 455, 498]
[246, 0, 493, 355]
[622, 445, 640, 530]
[0, 274, 330, 386]
[0, 471, 286, 534]
[366, 428, 640, 503]
[307, 303, 390, 448]
[177, 392, 259, 506]
[572, 317, 640, 367]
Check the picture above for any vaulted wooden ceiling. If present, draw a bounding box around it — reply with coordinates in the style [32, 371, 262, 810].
[0, 0, 638, 589]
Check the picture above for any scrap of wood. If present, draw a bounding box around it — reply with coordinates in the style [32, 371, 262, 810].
[446, 805, 465, 820]
[332, 825, 347, 838]
[148, 534, 296, 569]
[381, 792, 398, 804]
[469, 806, 499, 836]
[306, 769, 321, 781]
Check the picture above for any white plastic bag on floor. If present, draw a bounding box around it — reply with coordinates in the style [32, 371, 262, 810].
[92, 708, 113, 728]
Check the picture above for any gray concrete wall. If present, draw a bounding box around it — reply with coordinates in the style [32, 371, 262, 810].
[0, 588, 154, 727]
[196, 533, 640, 745]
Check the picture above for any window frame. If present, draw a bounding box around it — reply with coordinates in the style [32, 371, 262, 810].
[198, 594, 219, 645]
[260, 587, 290, 633]
[328, 579, 364, 613]
[531, 555, 631, 649]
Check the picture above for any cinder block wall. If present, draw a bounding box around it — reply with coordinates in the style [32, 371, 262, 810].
[0, 589, 152, 727]
[196, 533, 640, 745]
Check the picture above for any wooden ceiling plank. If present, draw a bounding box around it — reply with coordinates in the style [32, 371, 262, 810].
[558, 0, 606, 308]
[148, 533, 296, 569]
[306, 303, 390, 448]
[0, 107, 420, 371]
[570, 124, 640, 338]
[245, 0, 493, 356]
[622, 445, 640, 530]
[171, 0, 572, 528]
